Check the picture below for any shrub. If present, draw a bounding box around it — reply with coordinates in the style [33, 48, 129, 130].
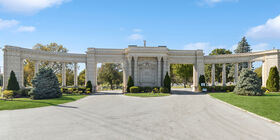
[29, 68, 62, 99]
[160, 87, 169, 93]
[234, 68, 263, 96]
[3, 90, 14, 100]
[152, 88, 159, 93]
[205, 86, 235, 92]
[21, 88, 31, 97]
[67, 88, 73, 94]
[199, 75, 206, 86]
[86, 81, 93, 92]
[127, 76, 134, 92]
[266, 66, 279, 92]
[163, 72, 171, 92]
[130, 86, 139, 93]
[7, 70, 20, 91]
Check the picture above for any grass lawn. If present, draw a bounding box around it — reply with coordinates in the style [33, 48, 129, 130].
[125, 93, 170, 97]
[210, 92, 280, 122]
[0, 94, 87, 111]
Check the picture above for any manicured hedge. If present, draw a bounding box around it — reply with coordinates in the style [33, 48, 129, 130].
[204, 86, 235, 92]
[130, 86, 140, 93]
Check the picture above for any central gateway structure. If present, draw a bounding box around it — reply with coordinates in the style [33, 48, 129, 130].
[3, 45, 280, 92]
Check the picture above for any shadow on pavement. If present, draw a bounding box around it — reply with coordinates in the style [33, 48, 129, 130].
[171, 89, 207, 95]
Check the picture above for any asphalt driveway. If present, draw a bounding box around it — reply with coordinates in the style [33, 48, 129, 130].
[1, 89, 280, 140]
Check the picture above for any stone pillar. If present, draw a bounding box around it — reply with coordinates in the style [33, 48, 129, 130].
[262, 61, 266, 87]
[74, 62, 78, 87]
[128, 56, 132, 77]
[20, 58, 24, 88]
[122, 61, 128, 92]
[222, 63, 226, 86]
[62, 62, 66, 87]
[167, 62, 170, 76]
[134, 56, 138, 86]
[234, 63, 239, 84]
[86, 52, 97, 92]
[248, 61, 252, 70]
[211, 64, 215, 86]
[34, 60, 40, 75]
[157, 56, 162, 87]
[193, 50, 205, 92]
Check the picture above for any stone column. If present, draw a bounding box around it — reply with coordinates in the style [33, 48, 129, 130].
[211, 64, 215, 86]
[262, 61, 266, 87]
[248, 61, 252, 70]
[74, 62, 78, 87]
[234, 63, 239, 84]
[34, 60, 40, 75]
[162, 57, 167, 79]
[167, 62, 170, 76]
[193, 64, 198, 91]
[62, 62, 66, 87]
[157, 56, 162, 87]
[222, 63, 226, 86]
[128, 56, 132, 77]
[134, 56, 138, 86]
[20, 58, 24, 88]
[122, 61, 128, 92]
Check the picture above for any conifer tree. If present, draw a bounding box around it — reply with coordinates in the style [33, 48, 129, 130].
[126, 76, 134, 92]
[266, 66, 279, 92]
[234, 69, 263, 96]
[163, 72, 171, 93]
[29, 68, 61, 99]
[7, 70, 20, 90]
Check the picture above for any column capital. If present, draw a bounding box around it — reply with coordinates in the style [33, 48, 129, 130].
[157, 56, 162, 62]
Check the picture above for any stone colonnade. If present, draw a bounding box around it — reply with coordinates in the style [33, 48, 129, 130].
[2, 45, 280, 92]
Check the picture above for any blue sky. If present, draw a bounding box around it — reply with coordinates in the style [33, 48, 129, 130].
[1, 0, 280, 72]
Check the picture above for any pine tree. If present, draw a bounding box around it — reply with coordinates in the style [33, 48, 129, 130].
[266, 66, 279, 92]
[29, 68, 62, 99]
[7, 70, 20, 90]
[234, 69, 263, 96]
[163, 72, 171, 93]
[126, 76, 134, 92]
[234, 37, 252, 71]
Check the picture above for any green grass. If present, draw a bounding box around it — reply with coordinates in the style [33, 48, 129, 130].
[0, 94, 87, 111]
[210, 92, 280, 122]
[125, 93, 171, 97]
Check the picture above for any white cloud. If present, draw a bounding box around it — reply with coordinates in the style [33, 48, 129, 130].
[198, 0, 238, 6]
[128, 33, 143, 41]
[0, 0, 70, 13]
[250, 43, 271, 52]
[17, 26, 36, 32]
[133, 28, 142, 33]
[184, 42, 221, 54]
[0, 18, 18, 29]
[246, 15, 280, 40]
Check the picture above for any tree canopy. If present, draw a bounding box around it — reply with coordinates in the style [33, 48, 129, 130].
[24, 43, 74, 86]
[170, 64, 193, 87]
[97, 63, 123, 90]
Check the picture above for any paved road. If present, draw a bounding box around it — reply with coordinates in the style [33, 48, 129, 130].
[1, 89, 280, 140]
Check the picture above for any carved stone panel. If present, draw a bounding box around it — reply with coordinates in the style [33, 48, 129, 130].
[138, 57, 157, 87]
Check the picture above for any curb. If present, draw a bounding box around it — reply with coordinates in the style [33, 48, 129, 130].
[208, 94, 280, 127]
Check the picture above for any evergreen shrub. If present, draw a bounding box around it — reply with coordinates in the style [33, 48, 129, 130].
[234, 69, 263, 96]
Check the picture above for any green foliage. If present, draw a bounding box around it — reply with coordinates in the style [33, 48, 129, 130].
[130, 86, 140, 93]
[266, 66, 279, 92]
[163, 72, 171, 93]
[234, 69, 263, 96]
[160, 87, 169, 93]
[205, 86, 235, 92]
[205, 49, 233, 83]
[29, 68, 62, 99]
[127, 76, 134, 92]
[78, 69, 86, 86]
[152, 88, 159, 93]
[199, 75, 205, 86]
[254, 66, 262, 79]
[86, 81, 93, 92]
[97, 63, 123, 90]
[170, 64, 193, 87]
[234, 37, 252, 70]
[3, 90, 14, 100]
[0, 74, 3, 86]
[7, 71, 20, 91]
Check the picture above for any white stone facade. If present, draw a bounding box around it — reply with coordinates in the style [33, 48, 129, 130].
[3, 45, 280, 92]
